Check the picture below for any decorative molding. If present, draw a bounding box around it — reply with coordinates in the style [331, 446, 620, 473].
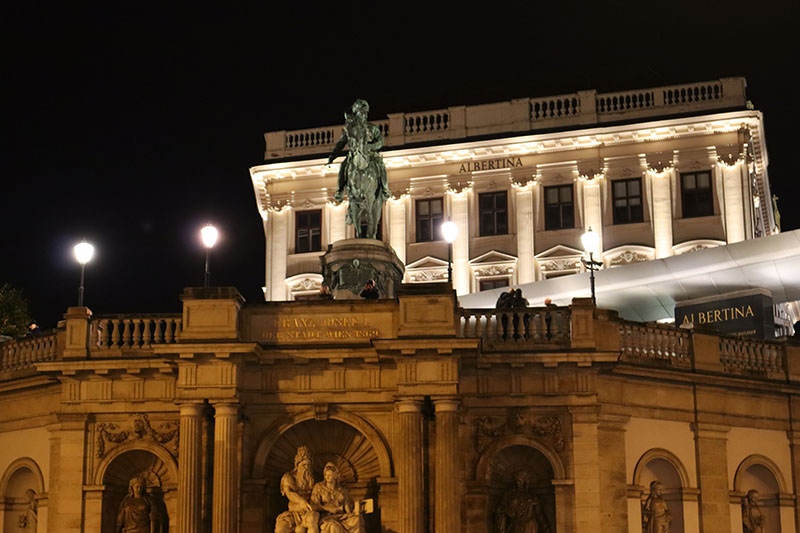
[95, 414, 179, 459]
[473, 410, 565, 453]
[673, 239, 725, 255]
[285, 273, 323, 294]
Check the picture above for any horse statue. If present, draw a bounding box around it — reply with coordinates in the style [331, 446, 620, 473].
[327, 99, 391, 239]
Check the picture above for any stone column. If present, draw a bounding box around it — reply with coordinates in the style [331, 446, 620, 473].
[266, 208, 289, 300]
[514, 184, 535, 284]
[788, 427, 800, 528]
[450, 191, 470, 295]
[396, 399, 424, 533]
[692, 423, 730, 533]
[389, 197, 407, 265]
[597, 414, 629, 533]
[434, 399, 460, 533]
[213, 403, 240, 533]
[649, 170, 674, 259]
[570, 406, 601, 532]
[177, 403, 204, 533]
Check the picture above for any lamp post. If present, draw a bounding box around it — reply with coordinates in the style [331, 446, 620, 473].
[200, 224, 218, 288]
[580, 227, 602, 305]
[441, 219, 458, 285]
[73, 241, 95, 307]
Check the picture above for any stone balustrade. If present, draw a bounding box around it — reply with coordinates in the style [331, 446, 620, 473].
[719, 336, 783, 377]
[619, 322, 692, 368]
[90, 314, 182, 353]
[264, 77, 746, 159]
[0, 333, 58, 373]
[459, 307, 571, 350]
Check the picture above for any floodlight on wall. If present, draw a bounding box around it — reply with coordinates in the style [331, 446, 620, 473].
[201, 224, 218, 288]
[73, 240, 95, 307]
[441, 220, 458, 284]
[580, 227, 602, 304]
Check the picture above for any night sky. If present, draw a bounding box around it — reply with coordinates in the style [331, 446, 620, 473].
[3, 3, 797, 329]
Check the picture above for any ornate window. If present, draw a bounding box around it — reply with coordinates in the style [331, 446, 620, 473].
[544, 185, 574, 230]
[612, 178, 643, 224]
[680, 170, 713, 218]
[295, 210, 322, 253]
[415, 198, 443, 242]
[479, 191, 508, 236]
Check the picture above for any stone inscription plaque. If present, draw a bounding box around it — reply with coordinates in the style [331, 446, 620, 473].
[244, 308, 394, 344]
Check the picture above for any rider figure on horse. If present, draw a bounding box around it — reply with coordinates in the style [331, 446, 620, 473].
[327, 99, 391, 239]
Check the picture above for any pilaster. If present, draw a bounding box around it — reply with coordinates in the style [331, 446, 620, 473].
[47, 415, 88, 533]
[212, 403, 240, 533]
[389, 196, 407, 265]
[434, 398, 460, 533]
[514, 184, 535, 284]
[570, 406, 601, 532]
[177, 403, 204, 533]
[325, 201, 347, 246]
[266, 207, 290, 300]
[649, 169, 674, 259]
[449, 190, 470, 295]
[396, 399, 424, 533]
[597, 413, 629, 533]
[581, 175, 604, 260]
[720, 161, 746, 243]
[692, 422, 731, 533]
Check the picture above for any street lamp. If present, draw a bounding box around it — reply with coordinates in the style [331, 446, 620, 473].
[580, 227, 602, 304]
[200, 224, 218, 288]
[73, 240, 95, 307]
[441, 219, 458, 284]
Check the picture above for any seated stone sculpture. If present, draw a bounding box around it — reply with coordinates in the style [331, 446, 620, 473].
[275, 446, 320, 533]
[311, 462, 365, 533]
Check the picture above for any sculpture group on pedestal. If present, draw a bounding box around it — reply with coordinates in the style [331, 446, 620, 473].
[276, 446, 365, 533]
[494, 470, 551, 533]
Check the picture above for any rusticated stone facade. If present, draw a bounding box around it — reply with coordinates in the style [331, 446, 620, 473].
[1, 284, 799, 532]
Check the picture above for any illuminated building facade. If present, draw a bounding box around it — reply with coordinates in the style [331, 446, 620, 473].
[250, 77, 776, 301]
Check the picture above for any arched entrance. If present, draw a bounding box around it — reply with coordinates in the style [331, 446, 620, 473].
[99, 449, 175, 533]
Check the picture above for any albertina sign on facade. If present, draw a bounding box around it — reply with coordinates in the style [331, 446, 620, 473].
[675, 288, 775, 340]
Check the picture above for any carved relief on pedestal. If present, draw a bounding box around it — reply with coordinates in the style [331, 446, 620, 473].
[473, 410, 565, 453]
[95, 413, 179, 458]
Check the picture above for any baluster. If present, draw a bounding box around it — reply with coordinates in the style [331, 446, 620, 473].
[109, 319, 120, 348]
[131, 319, 142, 348]
[141, 319, 153, 348]
[153, 319, 164, 344]
[121, 319, 132, 349]
[486, 312, 496, 340]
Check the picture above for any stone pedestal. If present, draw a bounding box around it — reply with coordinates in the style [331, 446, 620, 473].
[321, 239, 404, 299]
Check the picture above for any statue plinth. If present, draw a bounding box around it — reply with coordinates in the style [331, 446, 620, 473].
[321, 239, 404, 300]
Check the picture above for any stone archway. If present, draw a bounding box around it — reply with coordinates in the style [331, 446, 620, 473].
[734, 454, 788, 533]
[633, 448, 693, 533]
[99, 448, 174, 533]
[258, 418, 384, 533]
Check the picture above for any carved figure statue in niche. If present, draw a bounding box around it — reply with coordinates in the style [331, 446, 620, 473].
[495, 470, 551, 533]
[642, 480, 671, 533]
[116, 476, 166, 533]
[275, 446, 320, 533]
[742, 489, 765, 533]
[311, 462, 365, 533]
[17, 488, 37, 532]
[327, 99, 390, 239]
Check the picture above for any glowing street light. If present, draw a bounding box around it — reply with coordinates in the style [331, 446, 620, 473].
[441, 219, 458, 284]
[580, 227, 602, 304]
[200, 224, 218, 288]
[73, 240, 95, 307]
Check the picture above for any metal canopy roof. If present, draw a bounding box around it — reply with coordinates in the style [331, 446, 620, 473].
[458, 230, 800, 323]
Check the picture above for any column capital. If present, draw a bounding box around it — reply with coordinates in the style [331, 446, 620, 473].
[212, 402, 240, 417]
[691, 422, 729, 440]
[396, 398, 423, 414]
[432, 398, 460, 413]
[597, 413, 630, 431]
[178, 402, 206, 416]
